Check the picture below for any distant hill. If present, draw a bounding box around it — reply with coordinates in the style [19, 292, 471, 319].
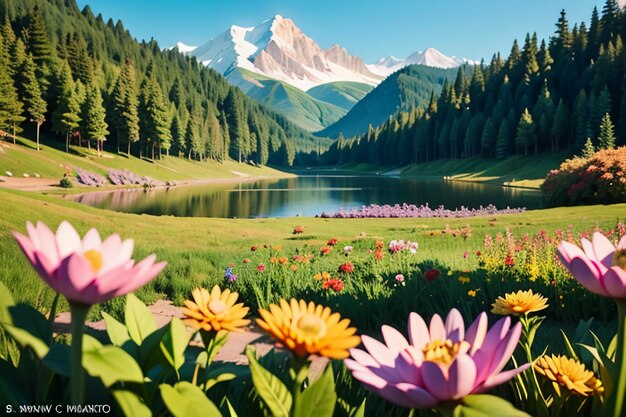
[307, 82, 374, 111]
[317, 65, 460, 138]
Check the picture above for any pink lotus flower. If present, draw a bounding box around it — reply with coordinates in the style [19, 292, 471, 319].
[13, 221, 166, 305]
[557, 232, 626, 299]
[345, 309, 528, 409]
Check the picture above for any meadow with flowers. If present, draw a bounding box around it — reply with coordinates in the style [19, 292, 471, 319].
[1, 187, 626, 416]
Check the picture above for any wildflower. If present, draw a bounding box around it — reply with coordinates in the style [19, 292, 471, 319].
[278, 257, 289, 265]
[293, 226, 304, 234]
[388, 240, 405, 253]
[323, 278, 344, 292]
[272, 245, 282, 251]
[395, 274, 405, 283]
[557, 232, 626, 299]
[229, 263, 235, 268]
[343, 245, 353, 255]
[468, 289, 477, 297]
[375, 240, 384, 250]
[181, 286, 250, 332]
[424, 269, 440, 282]
[314, 272, 331, 281]
[463, 251, 469, 259]
[228, 273, 237, 283]
[407, 241, 418, 254]
[270, 257, 279, 264]
[251, 245, 258, 252]
[320, 246, 332, 255]
[257, 264, 265, 272]
[458, 276, 470, 284]
[290, 265, 298, 271]
[243, 258, 250, 264]
[257, 299, 360, 359]
[476, 251, 482, 256]
[491, 290, 549, 316]
[374, 249, 384, 261]
[327, 238, 338, 246]
[339, 262, 354, 274]
[345, 309, 529, 409]
[504, 254, 515, 266]
[12, 221, 166, 305]
[534, 355, 604, 397]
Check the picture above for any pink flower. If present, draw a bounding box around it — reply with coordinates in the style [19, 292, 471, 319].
[13, 221, 166, 305]
[395, 274, 405, 282]
[345, 309, 528, 409]
[557, 232, 626, 299]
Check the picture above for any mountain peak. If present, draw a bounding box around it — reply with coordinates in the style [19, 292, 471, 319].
[367, 47, 474, 76]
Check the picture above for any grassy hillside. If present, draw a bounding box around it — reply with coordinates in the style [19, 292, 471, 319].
[317, 64, 460, 139]
[0, 136, 291, 182]
[229, 69, 346, 131]
[307, 81, 374, 111]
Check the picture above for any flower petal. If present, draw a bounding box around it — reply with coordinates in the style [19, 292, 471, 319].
[408, 312, 430, 349]
[445, 308, 465, 342]
[448, 354, 477, 399]
[603, 267, 626, 300]
[429, 314, 446, 342]
[568, 257, 608, 296]
[421, 361, 450, 400]
[381, 325, 409, 353]
[476, 363, 531, 393]
[465, 312, 488, 354]
[55, 221, 82, 259]
[591, 232, 616, 269]
[361, 335, 396, 367]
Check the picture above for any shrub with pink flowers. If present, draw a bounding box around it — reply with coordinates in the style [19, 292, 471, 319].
[320, 203, 525, 218]
[542, 146, 626, 206]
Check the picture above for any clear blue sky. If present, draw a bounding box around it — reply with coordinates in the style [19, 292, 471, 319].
[77, 0, 606, 63]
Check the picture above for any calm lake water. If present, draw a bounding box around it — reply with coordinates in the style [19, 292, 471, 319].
[70, 176, 543, 218]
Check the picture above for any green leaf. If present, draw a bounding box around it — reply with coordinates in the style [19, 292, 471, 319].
[293, 364, 336, 417]
[112, 389, 151, 417]
[83, 345, 144, 387]
[159, 318, 189, 375]
[102, 312, 131, 347]
[8, 304, 51, 345]
[351, 399, 366, 417]
[42, 343, 70, 376]
[561, 329, 578, 361]
[205, 372, 237, 391]
[0, 280, 15, 325]
[2, 324, 49, 358]
[125, 293, 157, 345]
[160, 382, 222, 417]
[246, 348, 292, 417]
[225, 398, 238, 417]
[452, 395, 531, 417]
[83, 334, 103, 352]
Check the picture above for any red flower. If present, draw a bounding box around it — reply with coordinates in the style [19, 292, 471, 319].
[327, 238, 338, 246]
[424, 269, 440, 282]
[293, 226, 305, 234]
[322, 278, 344, 292]
[504, 254, 515, 266]
[243, 258, 250, 264]
[257, 264, 266, 272]
[475, 251, 482, 257]
[251, 245, 258, 252]
[320, 246, 332, 255]
[229, 263, 235, 268]
[374, 249, 384, 261]
[339, 262, 354, 274]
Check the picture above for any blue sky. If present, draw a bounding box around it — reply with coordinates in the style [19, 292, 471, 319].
[77, 0, 606, 63]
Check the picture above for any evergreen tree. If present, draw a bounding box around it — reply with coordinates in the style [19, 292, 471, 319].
[19, 53, 46, 150]
[515, 108, 536, 156]
[480, 118, 496, 157]
[26, 6, 51, 65]
[111, 60, 140, 155]
[598, 112, 616, 149]
[0, 32, 24, 143]
[552, 9, 572, 58]
[495, 119, 510, 160]
[581, 138, 595, 158]
[51, 61, 81, 152]
[81, 85, 109, 155]
[139, 74, 171, 159]
[551, 99, 570, 150]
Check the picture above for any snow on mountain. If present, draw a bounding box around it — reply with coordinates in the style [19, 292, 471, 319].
[169, 42, 197, 54]
[174, 15, 382, 91]
[367, 48, 475, 76]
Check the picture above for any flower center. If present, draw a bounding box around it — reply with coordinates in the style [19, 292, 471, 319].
[83, 250, 103, 273]
[208, 299, 227, 315]
[296, 314, 327, 339]
[613, 249, 626, 270]
[422, 339, 469, 365]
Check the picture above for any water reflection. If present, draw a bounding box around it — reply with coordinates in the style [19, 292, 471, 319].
[69, 176, 543, 218]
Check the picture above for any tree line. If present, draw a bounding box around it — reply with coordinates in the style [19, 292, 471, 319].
[324, 1, 626, 165]
[0, 0, 324, 166]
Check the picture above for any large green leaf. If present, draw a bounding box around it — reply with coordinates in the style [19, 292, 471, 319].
[0, 280, 15, 325]
[102, 312, 131, 347]
[452, 395, 531, 417]
[125, 293, 157, 345]
[246, 348, 292, 417]
[159, 318, 188, 375]
[2, 324, 49, 358]
[8, 304, 51, 346]
[112, 389, 151, 417]
[293, 364, 336, 417]
[83, 345, 144, 387]
[42, 343, 70, 376]
[160, 382, 222, 417]
[225, 398, 238, 417]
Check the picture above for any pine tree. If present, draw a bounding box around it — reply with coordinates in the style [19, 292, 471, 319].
[26, 6, 51, 65]
[515, 108, 536, 156]
[551, 99, 570, 150]
[51, 61, 81, 152]
[0, 32, 24, 143]
[139, 73, 171, 159]
[581, 138, 596, 158]
[81, 85, 109, 156]
[480, 118, 496, 157]
[552, 9, 573, 58]
[598, 112, 616, 149]
[20, 53, 46, 150]
[112, 60, 140, 155]
[495, 119, 510, 160]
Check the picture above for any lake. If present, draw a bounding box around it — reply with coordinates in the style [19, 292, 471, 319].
[69, 175, 543, 218]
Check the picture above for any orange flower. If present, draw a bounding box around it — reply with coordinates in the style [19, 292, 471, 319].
[374, 249, 384, 260]
[320, 246, 332, 255]
[293, 226, 305, 234]
[290, 265, 298, 271]
[251, 245, 258, 252]
[270, 256, 279, 264]
[273, 244, 282, 251]
[181, 286, 250, 332]
[243, 258, 250, 264]
[314, 271, 331, 280]
[322, 278, 344, 292]
[339, 262, 354, 274]
[279, 257, 289, 264]
[375, 240, 384, 250]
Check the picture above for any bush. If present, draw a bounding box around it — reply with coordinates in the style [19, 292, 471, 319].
[542, 146, 626, 206]
[59, 176, 73, 188]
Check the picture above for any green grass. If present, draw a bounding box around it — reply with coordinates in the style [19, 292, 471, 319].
[307, 81, 374, 111]
[1, 186, 624, 321]
[0, 136, 291, 182]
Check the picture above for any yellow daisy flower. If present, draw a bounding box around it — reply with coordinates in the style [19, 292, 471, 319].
[535, 354, 604, 397]
[181, 286, 250, 332]
[491, 289, 548, 316]
[257, 299, 360, 359]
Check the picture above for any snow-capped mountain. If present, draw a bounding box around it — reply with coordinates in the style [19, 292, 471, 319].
[367, 48, 475, 76]
[173, 15, 383, 91]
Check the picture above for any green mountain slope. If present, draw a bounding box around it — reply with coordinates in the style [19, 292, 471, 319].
[307, 82, 374, 111]
[317, 65, 459, 139]
[228, 68, 346, 131]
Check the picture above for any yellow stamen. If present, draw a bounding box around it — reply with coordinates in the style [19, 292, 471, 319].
[83, 250, 103, 273]
[296, 314, 327, 338]
[423, 339, 469, 365]
[613, 249, 626, 270]
[208, 299, 227, 315]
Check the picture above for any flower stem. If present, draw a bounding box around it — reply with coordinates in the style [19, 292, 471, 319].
[606, 300, 626, 417]
[69, 303, 90, 405]
[290, 356, 309, 417]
